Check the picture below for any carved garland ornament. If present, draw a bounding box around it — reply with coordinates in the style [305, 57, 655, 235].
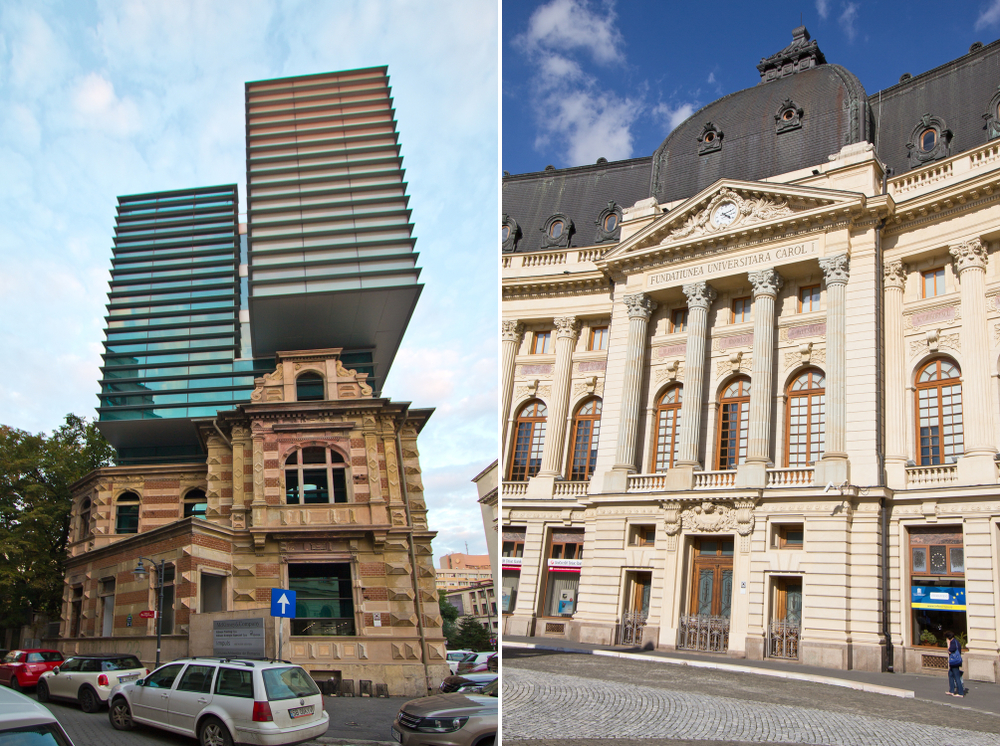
[662, 499, 756, 536]
[667, 188, 795, 242]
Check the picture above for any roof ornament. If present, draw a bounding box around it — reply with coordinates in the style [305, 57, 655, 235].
[757, 26, 827, 84]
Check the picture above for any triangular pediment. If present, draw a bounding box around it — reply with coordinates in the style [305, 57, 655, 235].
[603, 179, 865, 263]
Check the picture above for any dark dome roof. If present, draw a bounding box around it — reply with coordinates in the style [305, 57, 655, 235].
[651, 63, 871, 205]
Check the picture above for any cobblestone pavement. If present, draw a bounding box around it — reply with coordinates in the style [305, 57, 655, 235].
[503, 648, 1000, 746]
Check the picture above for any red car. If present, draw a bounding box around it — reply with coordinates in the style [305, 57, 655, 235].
[0, 649, 63, 691]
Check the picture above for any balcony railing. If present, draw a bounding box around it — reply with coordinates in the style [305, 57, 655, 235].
[626, 473, 668, 492]
[694, 470, 737, 489]
[766, 467, 815, 488]
[502, 481, 528, 497]
[906, 463, 958, 487]
[554, 481, 589, 496]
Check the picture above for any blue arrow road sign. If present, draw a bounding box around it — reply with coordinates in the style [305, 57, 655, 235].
[270, 588, 296, 618]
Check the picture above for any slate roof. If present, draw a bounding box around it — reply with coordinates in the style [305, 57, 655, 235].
[502, 157, 652, 253]
[869, 39, 1000, 175]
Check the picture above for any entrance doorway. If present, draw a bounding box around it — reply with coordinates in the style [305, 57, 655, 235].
[768, 577, 802, 659]
[617, 571, 651, 645]
[678, 537, 733, 652]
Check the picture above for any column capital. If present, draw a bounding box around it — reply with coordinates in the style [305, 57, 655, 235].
[501, 319, 525, 342]
[622, 293, 656, 320]
[884, 260, 906, 290]
[748, 268, 783, 297]
[950, 237, 987, 274]
[820, 253, 850, 286]
[553, 316, 581, 339]
[682, 281, 717, 310]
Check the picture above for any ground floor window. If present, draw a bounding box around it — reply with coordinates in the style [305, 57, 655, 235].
[909, 526, 966, 649]
[70, 586, 83, 637]
[501, 570, 520, 613]
[543, 528, 584, 617]
[99, 578, 115, 637]
[160, 564, 176, 635]
[289, 563, 355, 635]
[201, 573, 226, 613]
[544, 572, 579, 617]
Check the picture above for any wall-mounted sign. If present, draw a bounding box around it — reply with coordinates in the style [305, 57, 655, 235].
[911, 585, 966, 611]
[558, 589, 576, 615]
[126, 614, 132, 628]
[373, 612, 382, 628]
[213, 618, 266, 658]
[139, 610, 157, 619]
[547, 558, 582, 573]
[501, 557, 522, 570]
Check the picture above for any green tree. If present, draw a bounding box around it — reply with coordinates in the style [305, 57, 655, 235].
[0, 415, 114, 629]
[439, 591, 461, 647]
[451, 615, 493, 652]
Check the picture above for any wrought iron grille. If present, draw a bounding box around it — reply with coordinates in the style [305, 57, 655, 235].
[768, 620, 800, 659]
[617, 611, 648, 646]
[677, 614, 730, 652]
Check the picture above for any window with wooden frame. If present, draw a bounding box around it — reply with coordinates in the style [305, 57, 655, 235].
[717, 377, 751, 470]
[544, 529, 584, 617]
[910, 527, 964, 577]
[690, 538, 734, 618]
[78, 498, 91, 541]
[115, 491, 140, 534]
[774, 524, 804, 548]
[909, 526, 966, 649]
[629, 524, 656, 547]
[652, 385, 682, 471]
[509, 400, 547, 480]
[731, 296, 751, 324]
[568, 398, 602, 481]
[915, 358, 963, 465]
[798, 285, 821, 313]
[670, 308, 688, 333]
[588, 326, 608, 351]
[921, 267, 945, 298]
[502, 540, 524, 558]
[785, 369, 825, 467]
[531, 330, 552, 354]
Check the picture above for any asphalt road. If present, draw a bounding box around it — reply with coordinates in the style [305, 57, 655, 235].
[503, 646, 1000, 746]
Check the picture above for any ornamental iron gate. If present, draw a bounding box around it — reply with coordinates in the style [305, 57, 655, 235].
[616, 611, 648, 646]
[768, 620, 801, 659]
[677, 614, 730, 652]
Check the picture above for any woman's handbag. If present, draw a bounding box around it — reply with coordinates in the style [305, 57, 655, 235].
[949, 645, 962, 667]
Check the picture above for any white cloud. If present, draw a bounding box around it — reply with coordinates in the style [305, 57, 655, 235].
[839, 2, 860, 42]
[816, 0, 830, 20]
[707, 72, 716, 85]
[72, 73, 142, 135]
[975, 0, 1000, 29]
[517, 0, 624, 66]
[652, 101, 697, 133]
[537, 89, 639, 164]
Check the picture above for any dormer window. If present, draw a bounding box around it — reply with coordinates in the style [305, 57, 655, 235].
[603, 214, 617, 231]
[907, 114, 952, 168]
[594, 201, 623, 244]
[775, 99, 804, 134]
[183, 488, 208, 518]
[540, 213, 573, 248]
[920, 128, 937, 152]
[502, 224, 511, 242]
[296, 372, 324, 401]
[502, 213, 520, 252]
[549, 221, 564, 238]
[698, 122, 724, 155]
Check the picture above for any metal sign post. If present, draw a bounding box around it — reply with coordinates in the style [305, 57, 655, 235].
[270, 588, 296, 660]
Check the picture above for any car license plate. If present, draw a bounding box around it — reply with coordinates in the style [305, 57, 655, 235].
[119, 674, 139, 682]
[390, 728, 402, 743]
[289, 705, 314, 719]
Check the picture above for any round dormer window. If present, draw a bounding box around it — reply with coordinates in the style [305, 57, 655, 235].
[549, 220, 564, 238]
[920, 128, 937, 151]
[704, 131, 716, 143]
[603, 213, 618, 231]
[782, 109, 795, 121]
[502, 224, 511, 242]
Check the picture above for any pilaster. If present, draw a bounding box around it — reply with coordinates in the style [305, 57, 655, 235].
[677, 282, 716, 470]
[613, 295, 656, 472]
[501, 320, 525, 453]
[883, 261, 908, 489]
[815, 254, 850, 486]
[537, 316, 580, 477]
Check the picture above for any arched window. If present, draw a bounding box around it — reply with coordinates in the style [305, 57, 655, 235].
[509, 400, 547, 481]
[116, 491, 140, 534]
[653, 386, 683, 471]
[285, 447, 348, 504]
[568, 398, 602, 481]
[296, 372, 325, 402]
[78, 498, 91, 541]
[183, 488, 208, 518]
[916, 359, 964, 465]
[786, 369, 825, 467]
[717, 377, 751, 470]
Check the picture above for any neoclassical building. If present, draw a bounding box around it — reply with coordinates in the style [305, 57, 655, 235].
[501, 29, 1000, 682]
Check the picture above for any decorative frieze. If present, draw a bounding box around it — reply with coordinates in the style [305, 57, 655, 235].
[784, 345, 825, 370]
[716, 353, 752, 378]
[907, 304, 958, 329]
[654, 361, 684, 383]
[655, 343, 687, 358]
[714, 333, 754, 351]
[783, 322, 826, 341]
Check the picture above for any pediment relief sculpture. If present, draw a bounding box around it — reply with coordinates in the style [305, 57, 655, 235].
[666, 188, 794, 242]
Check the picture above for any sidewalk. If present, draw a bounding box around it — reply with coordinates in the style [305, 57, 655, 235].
[503, 636, 1000, 717]
[314, 694, 407, 746]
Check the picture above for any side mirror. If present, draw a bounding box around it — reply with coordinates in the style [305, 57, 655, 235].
[135, 678, 145, 687]
[52, 667, 60, 676]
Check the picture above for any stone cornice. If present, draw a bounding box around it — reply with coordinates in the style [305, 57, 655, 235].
[885, 168, 1000, 236]
[70, 463, 209, 495]
[501, 270, 612, 301]
[64, 516, 237, 569]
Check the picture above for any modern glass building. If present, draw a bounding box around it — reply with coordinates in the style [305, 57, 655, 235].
[97, 68, 422, 463]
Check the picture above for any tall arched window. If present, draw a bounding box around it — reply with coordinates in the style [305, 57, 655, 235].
[916, 359, 964, 465]
[285, 447, 348, 504]
[568, 398, 602, 481]
[717, 377, 751, 470]
[296, 372, 325, 401]
[786, 369, 825, 467]
[509, 400, 547, 481]
[116, 492, 140, 534]
[78, 498, 91, 541]
[652, 386, 683, 471]
[183, 488, 208, 518]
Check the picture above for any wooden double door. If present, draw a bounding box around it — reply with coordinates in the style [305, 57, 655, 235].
[689, 537, 734, 618]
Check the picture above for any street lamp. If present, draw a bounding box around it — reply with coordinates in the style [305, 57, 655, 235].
[133, 557, 166, 670]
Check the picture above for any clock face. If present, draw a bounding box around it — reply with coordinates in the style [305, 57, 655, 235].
[713, 201, 738, 227]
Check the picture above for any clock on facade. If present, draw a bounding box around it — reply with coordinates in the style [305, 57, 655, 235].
[713, 201, 738, 227]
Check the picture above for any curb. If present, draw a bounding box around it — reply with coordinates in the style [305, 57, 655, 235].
[504, 641, 915, 699]
[314, 739, 397, 746]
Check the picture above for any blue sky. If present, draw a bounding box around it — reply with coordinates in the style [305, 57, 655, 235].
[0, 0, 498, 563]
[503, 0, 1000, 174]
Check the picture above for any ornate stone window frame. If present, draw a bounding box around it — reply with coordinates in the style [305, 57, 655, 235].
[502, 213, 520, 253]
[983, 86, 1000, 142]
[540, 213, 573, 249]
[698, 122, 724, 155]
[775, 98, 804, 134]
[593, 201, 623, 243]
[282, 443, 352, 504]
[906, 114, 952, 169]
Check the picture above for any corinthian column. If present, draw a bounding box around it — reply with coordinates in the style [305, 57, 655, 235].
[950, 238, 996, 461]
[884, 261, 908, 487]
[538, 316, 580, 477]
[501, 320, 525, 452]
[614, 294, 656, 469]
[813, 254, 851, 488]
[677, 282, 716, 466]
[746, 268, 783, 463]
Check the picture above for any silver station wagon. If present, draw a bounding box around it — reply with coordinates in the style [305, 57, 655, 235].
[108, 657, 329, 746]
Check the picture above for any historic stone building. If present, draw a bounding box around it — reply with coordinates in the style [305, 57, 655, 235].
[502, 29, 1000, 682]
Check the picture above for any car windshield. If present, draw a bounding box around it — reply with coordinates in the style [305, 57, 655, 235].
[261, 667, 321, 701]
[0, 724, 73, 746]
[481, 679, 498, 697]
[102, 656, 142, 671]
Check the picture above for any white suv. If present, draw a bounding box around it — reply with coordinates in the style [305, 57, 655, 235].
[108, 657, 329, 746]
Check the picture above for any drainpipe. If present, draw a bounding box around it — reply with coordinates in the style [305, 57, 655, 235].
[396, 421, 433, 695]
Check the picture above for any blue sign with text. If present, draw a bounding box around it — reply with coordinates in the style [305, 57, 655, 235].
[270, 588, 297, 618]
[911, 585, 966, 610]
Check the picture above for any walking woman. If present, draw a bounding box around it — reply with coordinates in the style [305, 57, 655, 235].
[945, 630, 965, 697]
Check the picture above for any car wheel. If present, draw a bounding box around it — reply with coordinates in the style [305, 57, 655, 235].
[36, 680, 50, 703]
[79, 686, 100, 713]
[9, 677, 20, 692]
[199, 717, 233, 746]
[109, 698, 134, 731]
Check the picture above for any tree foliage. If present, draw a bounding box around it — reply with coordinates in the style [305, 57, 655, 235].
[0, 415, 115, 628]
[439, 590, 461, 645]
[450, 615, 493, 652]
